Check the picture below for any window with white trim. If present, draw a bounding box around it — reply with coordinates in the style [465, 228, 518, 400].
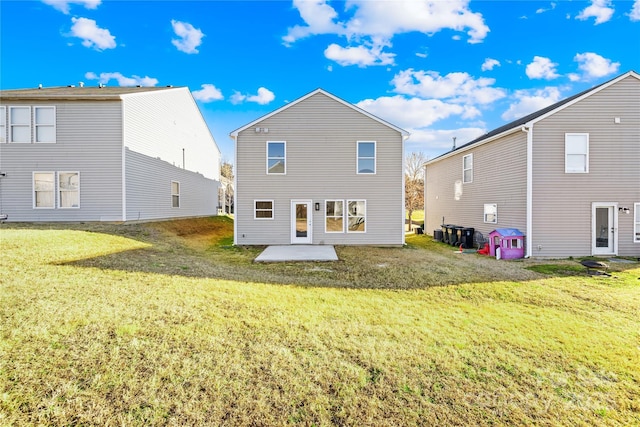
[484, 203, 497, 223]
[635, 203, 640, 243]
[267, 141, 286, 174]
[35, 106, 56, 143]
[255, 200, 274, 219]
[325, 200, 344, 233]
[0, 106, 6, 143]
[59, 172, 79, 208]
[34, 172, 55, 208]
[347, 200, 366, 232]
[10, 106, 31, 143]
[463, 154, 473, 183]
[171, 181, 180, 208]
[357, 141, 376, 174]
[565, 133, 589, 173]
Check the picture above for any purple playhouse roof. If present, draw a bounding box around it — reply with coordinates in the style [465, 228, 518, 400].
[490, 228, 525, 237]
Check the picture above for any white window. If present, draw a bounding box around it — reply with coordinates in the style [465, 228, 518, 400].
[635, 203, 640, 243]
[484, 203, 497, 223]
[171, 181, 180, 208]
[10, 106, 31, 143]
[347, 200, 366, 233]
[357, 141, 376, 174]
[59, 172, 79, 208]
[267, 141, 286, 174]
[33, 172, 55, 208]
[35, 106, 56, 143]
[0, 106, 6, 143]
[565, 133, 589, 173]
[325, 200, 344, 233]
[463, 154, 473, 183]
[255, 200, 274, 219]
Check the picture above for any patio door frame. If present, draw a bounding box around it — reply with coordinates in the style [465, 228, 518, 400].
[291, 200, 312, 244]
[592, 202, 618, 256]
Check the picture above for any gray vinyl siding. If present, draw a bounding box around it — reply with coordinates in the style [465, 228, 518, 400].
[0, 100, 123, 221]
[424, 131, 528, 244]
[122, 88, 220, 181]
[236, 92, 404, 245]
[125, 149, 218, 221]
[531, 74, 640, 257]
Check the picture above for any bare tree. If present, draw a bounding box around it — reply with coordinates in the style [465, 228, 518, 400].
[219, 161, 234, 214]
[405, 152, 427, 232]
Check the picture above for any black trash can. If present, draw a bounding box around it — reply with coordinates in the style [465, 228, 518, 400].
[460, 227, 475, 248]
[433, 229, 443, 242]
[451, 226, 463, 245]
[441, 224, 452, 244]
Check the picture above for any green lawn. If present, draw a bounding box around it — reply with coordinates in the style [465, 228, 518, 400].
[1, 218, 639, 426]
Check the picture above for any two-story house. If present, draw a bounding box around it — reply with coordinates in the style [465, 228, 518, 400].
[424, 71, 640, 258]
[0, 85, 220, 222]
[231, 88, 409, 246]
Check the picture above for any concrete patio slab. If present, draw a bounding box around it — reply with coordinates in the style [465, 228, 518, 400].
[255, 245, 338, 262]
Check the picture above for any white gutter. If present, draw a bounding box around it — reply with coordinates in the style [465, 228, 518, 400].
[523, 125, 533, 258]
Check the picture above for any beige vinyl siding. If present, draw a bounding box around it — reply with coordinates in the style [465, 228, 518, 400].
[236, 92, 404, 245]
[0, 100, 123, 221]
[122, 88, 220, 181]
[125, 150, 218, 221]
[531, 74, 640, 257]
[424, 131, 528, 243]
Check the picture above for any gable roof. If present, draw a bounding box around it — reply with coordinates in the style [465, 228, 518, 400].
[0, 85, 183, 101]
[427, 70, 639, 164]
[229, 88, 409, 138]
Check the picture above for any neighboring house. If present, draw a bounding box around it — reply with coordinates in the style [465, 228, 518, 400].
[0, 85, 220, 222]
[230, 88, 409, 246]
[424, 71, 640, 258]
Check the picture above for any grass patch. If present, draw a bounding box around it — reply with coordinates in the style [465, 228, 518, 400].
[1, 218, 639, 425]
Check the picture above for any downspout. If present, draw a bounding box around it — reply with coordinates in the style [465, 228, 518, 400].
[121, 99, 127, 222]
[522, 125, 533, 258]
[401, 134, 409, 245]
[232, 134, 238, 245]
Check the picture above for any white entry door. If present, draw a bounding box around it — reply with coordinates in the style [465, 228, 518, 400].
[592, 203, 617, 255]
[291, 200, 312, 244]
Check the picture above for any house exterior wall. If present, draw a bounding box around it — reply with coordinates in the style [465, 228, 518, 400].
[122, 88, 220, 181]
[530, 74, 640, 257]
[125, 149, 218, 221]
[235, 92, 405, 245]
[424, 131, 528, 245]
[0, 100, 124, 221]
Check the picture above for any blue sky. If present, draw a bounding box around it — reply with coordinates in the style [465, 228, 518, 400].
[1, 0, 639, 162]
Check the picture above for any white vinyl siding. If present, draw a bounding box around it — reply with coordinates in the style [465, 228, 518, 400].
[325, 200, 344, 233]
[267, 141, 286, 174]
[565, 133, 589, 173]
[171, 181, 180, 208]
[463, 153, 473, 183]
[347, 200, 366, 233]
[484, 203, 497, 223]
[35, 106, 56, 143]
[33, 172, 55, 208]
[58, 172, 79, 208]
[357, 141, 376, 174]
[0, 106, 5, 143]
[10, 106, 31, 143]
[635, 203, 640, 243]
[255, 200, 274, 219]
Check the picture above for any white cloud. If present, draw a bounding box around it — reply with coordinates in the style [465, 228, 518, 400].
[324, 42, 395, 67]
[501, 87, 562, 121]
[85, 71, 158, 86]
[391, 69, 506, 105]
[231, 87, 275, 105]
[192, 84, 223, 102]
[42, 0, 100, 14]
[70, 17, 115, 50]
[405, 127, 486, 154]
[282, 0, 345, 46]
[628, 0, 640, 21]
[171, 20, 204, 54]
[481, 58, 500, 71]
[415, 52, 428, 59]
[536, 3, 556, 14]
[576, 0, 614, 24]
[525, 56, 560, 80]
[573, 52, 620, 79]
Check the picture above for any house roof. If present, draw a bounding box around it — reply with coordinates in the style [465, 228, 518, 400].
[229, 88, 409, 138]
[0, 85, 182, 101]
[426, 70, 639, 165]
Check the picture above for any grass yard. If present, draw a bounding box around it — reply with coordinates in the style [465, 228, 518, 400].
[1, 217, 639, 426]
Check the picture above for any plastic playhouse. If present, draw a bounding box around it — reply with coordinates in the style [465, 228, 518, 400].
[488, 228, 525, 259]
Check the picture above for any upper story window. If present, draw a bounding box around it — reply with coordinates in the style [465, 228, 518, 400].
[565, 133, 589, 173]
[0, 107, 5, 143]
[267, 141, 286, 174]
[7, 106, 56, 143]
[357, 141, 376, 174]
[463, 153, 473, 183]
[171, 181, 180, 208]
